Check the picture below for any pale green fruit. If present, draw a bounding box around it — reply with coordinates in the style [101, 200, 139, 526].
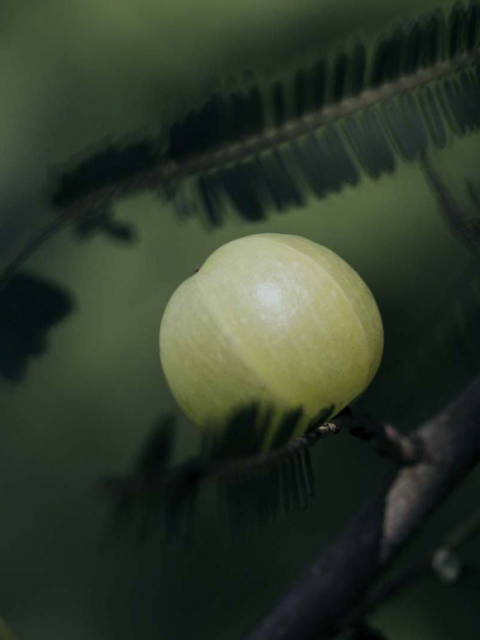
[159, 233, 383, 446]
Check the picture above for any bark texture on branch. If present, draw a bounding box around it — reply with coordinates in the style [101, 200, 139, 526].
[244, 373, 480, 640]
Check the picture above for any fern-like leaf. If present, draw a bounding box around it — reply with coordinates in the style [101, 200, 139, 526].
[100, 402, 341, 544]
[0, 272, 74, 383]
[46, 2, 480, 231]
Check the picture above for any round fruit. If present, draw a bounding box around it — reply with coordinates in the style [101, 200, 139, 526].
[159, 233, 383, 446]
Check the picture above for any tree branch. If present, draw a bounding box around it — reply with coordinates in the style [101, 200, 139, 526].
[345, 504, 480, 629]
[333, 407, 425, 465]
[244, 373, 480, 640]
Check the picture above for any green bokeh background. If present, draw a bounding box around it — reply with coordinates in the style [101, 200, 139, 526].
[0, 1, 479, 638]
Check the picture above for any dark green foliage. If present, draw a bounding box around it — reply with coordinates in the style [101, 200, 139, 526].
[346, 622, 389, 640]
[424, 10, 444, 66]
[333, 52, 349, 101]
[257, 149, 306, 210]
[272, 79, 287, 127]
[421, 150, 480, 252]
[449, 2, 468, 59]
[350, 43, 367, 95]
[312, 58, 328, 109]
[100, 401, 340, 544]
[101, 416, 204, 546]
[269, 407, 304, 450]
[47, 1, 480, 230]
[381, 94, 428, 161]
[418, 86, 448, 148]
[218, 163, 268, 222]
[74, 207, 136, 242]
[343, 108, 396, 178]
[207, 403, 266, 460]
[197, 173, 224, 227]
[371, 26, 404, 86]
[102, 416, 175, 539]
[0, 272, 73, 382]
[467, 0, 480, 50]
[294, 68, 307, 118]
[135, 415, 175, 479]
[302, 448, 315, 497]
[212, 405, 314, 534]
[403, 21, 424, 75]
[50, 139, 160, 208]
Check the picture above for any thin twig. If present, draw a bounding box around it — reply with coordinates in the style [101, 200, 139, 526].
[334, 407, 425, 465]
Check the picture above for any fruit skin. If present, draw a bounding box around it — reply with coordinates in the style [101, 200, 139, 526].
[159, 233, 383, 446]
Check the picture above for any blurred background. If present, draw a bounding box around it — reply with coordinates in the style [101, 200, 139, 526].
[0, 0, 479, 638]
